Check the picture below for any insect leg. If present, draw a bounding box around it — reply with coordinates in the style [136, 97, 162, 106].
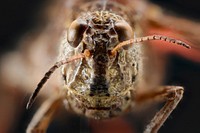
[26, 96, 63, 133]
[134, 86, 183, 133]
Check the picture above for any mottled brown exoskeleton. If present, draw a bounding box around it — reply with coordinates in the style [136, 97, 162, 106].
[26, 1, 190, 133]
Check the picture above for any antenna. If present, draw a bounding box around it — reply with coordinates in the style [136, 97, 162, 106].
[111, 35, 191, 55]
[26, 50, 90, 109]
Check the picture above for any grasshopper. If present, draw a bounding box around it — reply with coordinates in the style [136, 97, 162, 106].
[26, 1, 190, 133]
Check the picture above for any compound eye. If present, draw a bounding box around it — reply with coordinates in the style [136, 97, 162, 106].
[115, 21, 133, 48]
[67, 19, 88, 47]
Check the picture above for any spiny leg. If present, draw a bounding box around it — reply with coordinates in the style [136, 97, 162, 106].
[134, 86, 184, 133]
[26, 96, 63, 133]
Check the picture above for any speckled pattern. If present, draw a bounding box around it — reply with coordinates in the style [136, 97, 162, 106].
[59, 0, 142, 119]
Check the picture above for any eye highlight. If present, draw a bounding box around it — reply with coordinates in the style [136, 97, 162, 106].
[114, 21, 133, 49]
[67, 19, 88, 47]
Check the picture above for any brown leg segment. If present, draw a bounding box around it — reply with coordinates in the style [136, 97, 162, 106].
[135, 86, 184, 133]
[26, 96, 63, 133]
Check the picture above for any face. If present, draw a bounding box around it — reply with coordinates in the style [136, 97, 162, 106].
[63, 10, 140, 118]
